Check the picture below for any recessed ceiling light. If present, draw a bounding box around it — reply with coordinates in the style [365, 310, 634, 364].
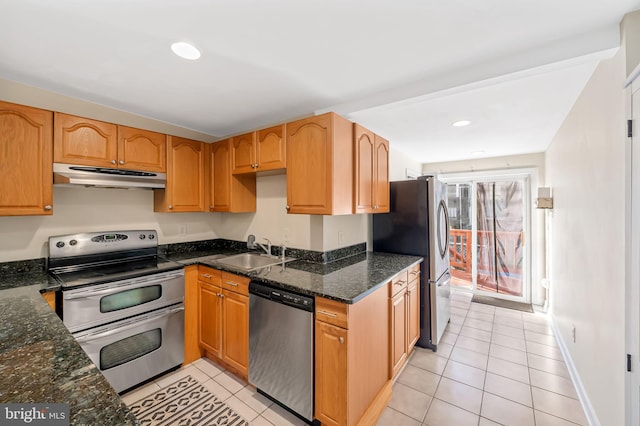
[171, 42, 201, 60]
[452, 120, 471, 127]
[471, 150, 485, 156]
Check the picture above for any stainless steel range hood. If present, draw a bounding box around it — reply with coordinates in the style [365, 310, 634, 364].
[53, 163, 166, 189]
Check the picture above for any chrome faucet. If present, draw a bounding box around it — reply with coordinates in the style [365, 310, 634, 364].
[257, 238, 272, 256]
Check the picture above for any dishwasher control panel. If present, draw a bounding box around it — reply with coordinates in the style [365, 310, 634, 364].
[249, 281, 314, 312]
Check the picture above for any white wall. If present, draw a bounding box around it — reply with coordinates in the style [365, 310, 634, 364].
[545, 51, 626, 425]
[0, 187, 217, 261]
[389, 147, 423, 181]
[422, 152, 545, 175]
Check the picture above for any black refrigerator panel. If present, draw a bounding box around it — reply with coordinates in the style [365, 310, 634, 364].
[372, 179, 430, 257]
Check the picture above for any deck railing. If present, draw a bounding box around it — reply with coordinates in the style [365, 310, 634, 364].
[449, 229, 524, 275]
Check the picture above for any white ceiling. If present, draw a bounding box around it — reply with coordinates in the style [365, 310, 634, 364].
[1, 0, 639, 163]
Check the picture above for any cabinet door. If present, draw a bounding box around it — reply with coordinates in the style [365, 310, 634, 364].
[222, 290, 249, 375]
[353, 124, 375, 214]
[374, 135, 390, 213]
[0, 101, 53, 216]
[315, 321, 348, 426]
[231, 132, 256, 174]
[199, 281, 223, 357]
[54, 112, 117, 167]
[256, 124, 286, 171]
[390, 291, 407, 378]
[165, 136, 206, 212]
[211, 139, 231, 211]
[286, 114, 331, 214]
[117, 126, 166, 172]
[407, 278, 420, 352]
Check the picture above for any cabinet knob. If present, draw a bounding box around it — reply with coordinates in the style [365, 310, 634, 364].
[254, 163, 259, 168]
[285, 205, 290, 211]
[44, 205, 52, 211]
[111, 160, 117, 165]
[119, 160, 125, 165]
[218, 293, 225, 298]
[168, 205, 173, 210]
[338, 336, 344, 344]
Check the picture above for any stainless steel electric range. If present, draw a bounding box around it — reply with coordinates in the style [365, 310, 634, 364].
[48, 230, 185, 393]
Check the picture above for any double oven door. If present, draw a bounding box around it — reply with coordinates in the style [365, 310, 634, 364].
[62, 269, 185, 393]
[74, 304, 184, 393]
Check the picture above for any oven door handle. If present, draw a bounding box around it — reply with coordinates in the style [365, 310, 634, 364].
[75, 306, 184, 343]
[64, 275, 179, 300]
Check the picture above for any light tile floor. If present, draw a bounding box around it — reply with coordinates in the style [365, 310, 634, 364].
[122, 289, 588, 425]
[380, 290, 589, 426]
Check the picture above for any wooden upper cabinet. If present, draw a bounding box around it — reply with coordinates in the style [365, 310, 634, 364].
[54, 113, 167, 173]
[154, 136, 206, 212]
[374, 135, 390, 213]
[256, 124, 286, 172]
[117, 126, 166, 172]
[210, 139, 256, 212]
[231, 125, 286, 174]
[54, 113, 118, 167]
[353, 123, 389, 214]
[0, 101, 53, 216]
[286, 113, 353, 215]
[231, 132, 256, 174]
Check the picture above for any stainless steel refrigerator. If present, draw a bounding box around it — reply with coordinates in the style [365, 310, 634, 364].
[373, 176, 451, 350]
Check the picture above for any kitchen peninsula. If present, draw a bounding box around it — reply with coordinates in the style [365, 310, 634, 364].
[0, 241, 421, 426]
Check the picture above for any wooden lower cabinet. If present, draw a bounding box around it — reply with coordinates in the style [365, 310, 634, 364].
[315, 321, 348, 425]
[41, 291, 56, 312]
[184, 265, 204, 365]
[221, 289, 249, 375]
[390, 289, 408, 378]
[315, 284, 391, 426]
[197, 266, 249, 380]
[407, 277, 420, 352]
[389, 263, 421, 379]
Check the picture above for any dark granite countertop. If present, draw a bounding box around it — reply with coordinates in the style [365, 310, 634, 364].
[0, 270, 137, 425]
[172, 250, 423, 304]
[0, 246, 419, 426]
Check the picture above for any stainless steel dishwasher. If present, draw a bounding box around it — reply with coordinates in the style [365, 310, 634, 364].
[248, 281, 314, 423]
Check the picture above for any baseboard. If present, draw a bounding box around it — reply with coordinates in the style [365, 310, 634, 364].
[549, 315, 600, 426]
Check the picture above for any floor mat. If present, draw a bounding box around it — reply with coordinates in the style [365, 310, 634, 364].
[128, 375, 248, 426]
[471, 294, 534, 313]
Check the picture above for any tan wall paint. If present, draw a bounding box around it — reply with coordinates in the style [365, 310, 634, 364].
[545, 51, 626, 425]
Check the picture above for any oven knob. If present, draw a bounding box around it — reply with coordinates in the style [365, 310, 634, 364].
[148, 234, 155, 240]
[139, 234, 146, 240]
[69, 239, 77, 246]
[56, 241, 65, 248]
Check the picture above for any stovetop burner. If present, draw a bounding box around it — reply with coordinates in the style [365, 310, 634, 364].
[47, 230, 183, 289]
[51, 256, 183, 289]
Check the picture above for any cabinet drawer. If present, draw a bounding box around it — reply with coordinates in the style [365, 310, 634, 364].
[198, 266, 222, 285]
[316, 297, 349, 329]
[221, 271, 250, 296]
[408, 263, 421, 282]
[389, 270, 409, 297]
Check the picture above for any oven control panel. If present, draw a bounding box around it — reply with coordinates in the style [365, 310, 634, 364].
[48, 230, 159, 258]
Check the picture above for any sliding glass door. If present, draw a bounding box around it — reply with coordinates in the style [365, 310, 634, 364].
[444, 173, 530, 302]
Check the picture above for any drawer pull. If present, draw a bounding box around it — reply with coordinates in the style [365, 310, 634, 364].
[201, 274, 212, 279]
[317, 310, 337, 318]
[395, 280, 406, 286]
[225, 281, 239, 287]
[409, 271, 419, 276]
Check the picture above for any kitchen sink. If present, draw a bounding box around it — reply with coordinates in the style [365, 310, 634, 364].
[215, 252, 295, 272]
